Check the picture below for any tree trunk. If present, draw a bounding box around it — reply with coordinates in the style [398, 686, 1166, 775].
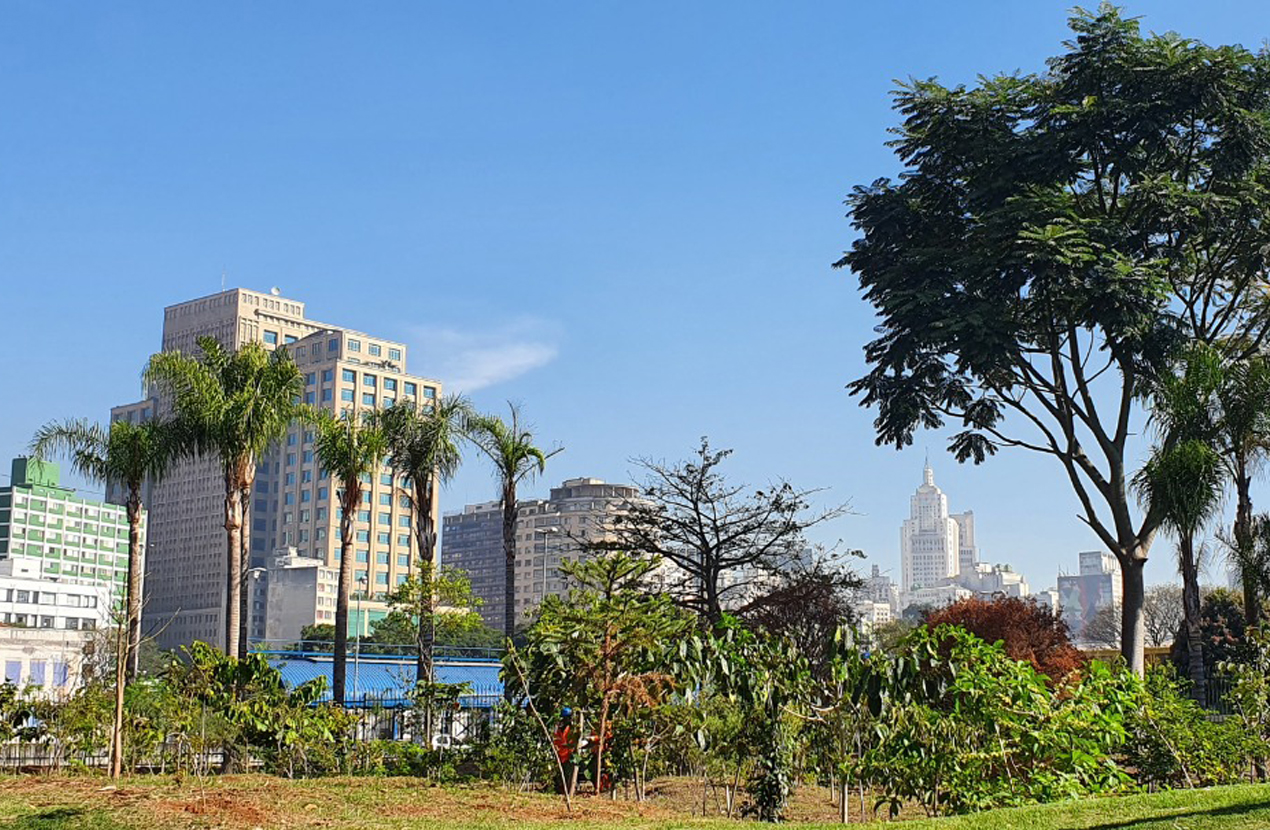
[223, 469, 244, 657]
[333, 486, 356, 706]
[1179, 536, 1207, 705]
[1234, 459, 1259, 627]
[414, 476, 438, 748]
[502, 481, 518, 642]
[1120, 553, 1147, 676]
[109, 605, 127, 779]
[125, 490, 144, 683]
[238, 479, 253, 659]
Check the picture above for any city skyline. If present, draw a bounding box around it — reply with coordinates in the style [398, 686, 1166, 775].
[5, 4, 1262, 600]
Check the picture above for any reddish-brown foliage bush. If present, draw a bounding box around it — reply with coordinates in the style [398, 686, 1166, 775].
[925, 596, 1086, 680]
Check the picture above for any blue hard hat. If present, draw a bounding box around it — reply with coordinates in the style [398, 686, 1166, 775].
[561, 706, 573, 718]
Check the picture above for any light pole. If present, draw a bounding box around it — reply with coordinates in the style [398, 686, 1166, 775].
[354, 572, 368, 702]
[532, 524, 563, 611]
[244, 567, 266, 650]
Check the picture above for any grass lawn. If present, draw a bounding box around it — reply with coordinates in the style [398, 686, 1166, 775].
[0, 776, 1268, 829]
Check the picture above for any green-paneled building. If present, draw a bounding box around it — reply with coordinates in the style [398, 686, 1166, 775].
[0, 457, 139, 604]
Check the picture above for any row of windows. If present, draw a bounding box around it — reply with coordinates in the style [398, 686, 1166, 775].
[3, 658, 73, 688]
[0, 612, 97, 630]
[0, 589, 99, 607]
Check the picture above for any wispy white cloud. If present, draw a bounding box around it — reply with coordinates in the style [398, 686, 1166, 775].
[410, 318, 560, 393]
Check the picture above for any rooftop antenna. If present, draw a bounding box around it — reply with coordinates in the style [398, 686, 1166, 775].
[221, 266, 227, 292]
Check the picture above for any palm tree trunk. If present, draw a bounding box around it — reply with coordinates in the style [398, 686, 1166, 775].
[1120, 552, 1147, 677]
[414, 477, 437, 748]
[109, 611, 126, 779]
[502, 481, 517, 641]
[1179, 536, 1207, 705]
[238, 479, 253, 658]
[124, 490, 144, 683]
[1234, 458, 1259, 627]
[223, 469, 243, 657]
[333, 490, 355, 706]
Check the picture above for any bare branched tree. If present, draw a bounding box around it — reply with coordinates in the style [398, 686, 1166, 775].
[590, 438, 849, 626]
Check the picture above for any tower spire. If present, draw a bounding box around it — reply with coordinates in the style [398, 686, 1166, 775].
[923, 450, 934, 486]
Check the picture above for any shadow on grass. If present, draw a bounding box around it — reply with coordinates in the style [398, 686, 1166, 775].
[0, 808, 121, 830]
[1086, 797, 1270, 830]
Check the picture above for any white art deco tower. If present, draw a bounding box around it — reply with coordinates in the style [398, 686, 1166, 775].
[900, 462, 961, 593]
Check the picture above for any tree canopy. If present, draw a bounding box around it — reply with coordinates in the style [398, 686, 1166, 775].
[838, 5, 1270, 672]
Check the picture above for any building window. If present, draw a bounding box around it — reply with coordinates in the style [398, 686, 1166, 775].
[397, 534, 409, 547]
[383, 378, 397, 392]
[357, 510, 370, 522]
[376, 551, 389, 564]
[263, 330, 278, 345]
[368, 344, 382, 356]
[328, 338, 339, 352]
[424, 387, 436, 399]
[377, 532, 390, 544]
[362, 393, 375, 406]
[348, 339, 361, 352]
[304, 391, 316, 404]
[378, 512, 391, 526]
[388, 348, 401, 361]
[398, 516, 411, 528]
[285, 334, 298, 344]
[322, 388, 333, 402]
[342, 369, 355, 383]
[356, 530, 369, 543]
[363, 374, 377, 388]
[397, 554, 409, 567]
[404, 382, 417, 397]
[376, 573, 388, 585]
[380, 473, 393, 486]
[302, 470, 313, 483]
[300, 490, 311, 503]
[305, 373, 315, 385]
[341, 389, 354, 402]
[318, 488, 328, 501]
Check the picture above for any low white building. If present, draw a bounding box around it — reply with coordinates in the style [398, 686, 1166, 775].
[258, 548, 390, 645]
[0, 556, 112, 698]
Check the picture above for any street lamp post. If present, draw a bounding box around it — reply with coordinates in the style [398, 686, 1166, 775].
[244, 567, 266, 651]
[532, 525, 563, 610]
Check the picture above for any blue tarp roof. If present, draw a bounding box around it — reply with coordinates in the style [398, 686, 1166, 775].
[266, 654, 503, 708]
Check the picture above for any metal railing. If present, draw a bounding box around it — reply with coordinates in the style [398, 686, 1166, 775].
[247, 639, 504, 661]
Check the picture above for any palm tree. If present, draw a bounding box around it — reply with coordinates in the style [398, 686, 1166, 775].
[1138, 344, 1225, 702]
[1214, 352, 1270, 626]
[29, 417, 187, 779]
[145, 336, 303, 658]
[378, 395, 474, 690]
[310, 409, 388, 705]
[467, 403, 560, 640]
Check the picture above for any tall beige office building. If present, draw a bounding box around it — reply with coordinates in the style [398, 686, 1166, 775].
[113, 288, 441, 651]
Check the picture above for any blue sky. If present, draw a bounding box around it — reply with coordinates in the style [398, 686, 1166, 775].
[2, 2, 1265, 592]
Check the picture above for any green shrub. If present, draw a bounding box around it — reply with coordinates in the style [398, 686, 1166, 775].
[1123, 666, 1250, 789]
[862, 626, 1140, 816]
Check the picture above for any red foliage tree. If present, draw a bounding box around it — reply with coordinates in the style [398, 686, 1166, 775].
[925, 596, 1086, 681]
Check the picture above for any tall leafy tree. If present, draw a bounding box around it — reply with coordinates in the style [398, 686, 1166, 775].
[839, 7, 1270, 673]
[309, 409, 388, 705]
[377, 394, 474, 688]
[468, 403, 560, 639]
[146, 336, 303, 658]
[29, 417, 188, 778]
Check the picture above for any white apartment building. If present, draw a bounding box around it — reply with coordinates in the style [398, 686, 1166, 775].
[0, 556, 113, 698]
